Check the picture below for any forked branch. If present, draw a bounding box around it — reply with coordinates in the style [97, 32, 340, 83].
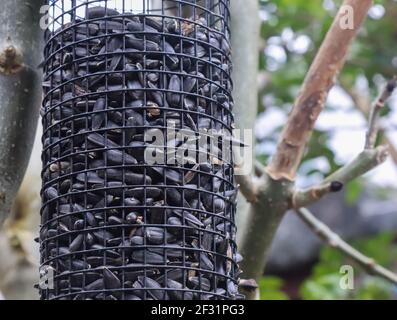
[292, 78, 395, 208]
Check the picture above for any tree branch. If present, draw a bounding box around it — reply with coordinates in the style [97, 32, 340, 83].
[297, 207, 397, 285]
[365, 77, 397, 149]
[292, 181, 343, 209]
[292, 146, 388, 208]
[342, 81, 397, 166]
[0, 0, 43, 225]
[292, 78, 396, 208]
[235, 160, 268, 203]
[267, 0, 373, 181]
[235, 173, 259, 204]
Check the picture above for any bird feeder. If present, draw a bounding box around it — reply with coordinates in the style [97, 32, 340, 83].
[40, 0, 240, 300]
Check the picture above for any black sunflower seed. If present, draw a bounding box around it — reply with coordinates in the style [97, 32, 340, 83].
[131, 250, 167, 264]
[69, 234, 84, 252]
[106, 149, 138, 165]
[167, 279, 193, 300]
[103, 267, 121, 289]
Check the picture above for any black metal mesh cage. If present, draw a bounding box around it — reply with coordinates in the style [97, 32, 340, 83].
[40, 0, 241, 300]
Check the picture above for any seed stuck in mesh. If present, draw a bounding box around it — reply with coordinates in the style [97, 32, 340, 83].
[40, 4, 240, 301]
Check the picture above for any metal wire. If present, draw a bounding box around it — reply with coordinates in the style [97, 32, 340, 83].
[40, 0, 240, 300]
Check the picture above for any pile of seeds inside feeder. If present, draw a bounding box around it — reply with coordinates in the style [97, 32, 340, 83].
[40, 6, 241, 300]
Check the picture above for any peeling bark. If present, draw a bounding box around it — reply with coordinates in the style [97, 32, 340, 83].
[267, 0, 373, 181]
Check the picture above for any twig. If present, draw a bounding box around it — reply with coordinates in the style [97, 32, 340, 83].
[292, 181, 343, 209]
[233, 138, 261, 203]
[292, 146, 389, 208]
[342, 80, 397, 167]
[324, 147, 389, 183]
[266, 0, 373, 181]
[235, 161, 266, 202]
[365, 77, 397, 149]
[297, 207, 397, 285]
[235, 161, 268, 203]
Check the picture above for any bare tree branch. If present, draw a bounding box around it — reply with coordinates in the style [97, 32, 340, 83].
[341, 81, 397, 166]
[292, 78, 396, 208]
[235, 172, 258, 204]
[292, 181, 343, 209]
[267, 0, 373, 181]
[0, 0, 43, 225]
[235, 160, 269, 203]
[292, 147, 389, 208]
[297, 207, 397, 285]
[365, 77, 397, 149]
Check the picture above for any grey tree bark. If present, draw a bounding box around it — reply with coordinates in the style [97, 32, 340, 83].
[0, 0, 44, 224]
[230, 0, 260, 244]
[0, 0, 43, 299]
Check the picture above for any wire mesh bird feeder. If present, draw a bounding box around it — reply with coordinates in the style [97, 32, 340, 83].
[40, 0, 241, 300]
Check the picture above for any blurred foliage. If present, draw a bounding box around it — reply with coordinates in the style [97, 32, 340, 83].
[257, 0, 397, 191]
[258, 276, 289, 300]
[259, 232, 397, 300]
[300, 232, 397, 300]
[344, 179, 364, 205]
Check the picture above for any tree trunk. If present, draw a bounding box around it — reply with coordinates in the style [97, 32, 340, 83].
[0, 0, 43, 224]
[230, 0, 260, 244]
